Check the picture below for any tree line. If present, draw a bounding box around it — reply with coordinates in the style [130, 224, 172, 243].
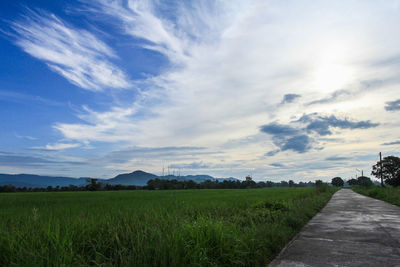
[330, 155, 400, 188]
[0, 177, 315, 193]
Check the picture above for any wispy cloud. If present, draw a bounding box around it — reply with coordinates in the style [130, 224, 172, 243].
[306, 89, 351, 106]
[10, 9, 130, 91]
[0, 151, 84, 168]
[103, 146, 212, 163]
[325, 156, 351, 161]
[30, 143, 81, 151]
[82, 0, 245, 65]
[14, 133, 37, 140]
[169, 161, 209, 170]
[381, 140, 400, 146]
[0, 90, 63, 106]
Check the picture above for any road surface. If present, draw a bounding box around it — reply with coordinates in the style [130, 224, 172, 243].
[270, 189, 400, 267]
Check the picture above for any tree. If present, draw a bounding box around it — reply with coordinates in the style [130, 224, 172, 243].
[315, 180, 323, 187]
[372, 156, 400, 187]
[86, 178, 100, 191]
[347, 178, 358, 186]
[357, 176, 373, 187]
[331, 177, 344, 187]
[288, 180, 295, 187]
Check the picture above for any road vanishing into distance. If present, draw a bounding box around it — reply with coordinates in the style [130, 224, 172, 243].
[270, 189, 400, 267]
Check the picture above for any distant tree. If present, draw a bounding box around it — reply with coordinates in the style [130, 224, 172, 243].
[372, 156, 400, 187]
[357, 176, 373, 187]
[245, 175, 253, 182]
[280, 181, 289, 187]
[331, 177, 344, 187]
[347, 178, 358, 186]
[288, 180, 295, 187]
[266, 181, 274, 187]
[315, 180, 323, 187]
[86, 178, 100, 191]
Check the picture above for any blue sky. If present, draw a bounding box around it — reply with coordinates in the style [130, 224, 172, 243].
[1, 0, 400, 181]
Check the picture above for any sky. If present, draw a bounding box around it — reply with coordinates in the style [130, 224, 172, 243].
[1, 0, 400, 181]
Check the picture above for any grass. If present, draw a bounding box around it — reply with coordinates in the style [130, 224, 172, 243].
[353, 186, 400, 206]
[0, 188, 336, 266]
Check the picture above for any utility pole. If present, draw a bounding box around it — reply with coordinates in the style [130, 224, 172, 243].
[379, 152, 382, 186]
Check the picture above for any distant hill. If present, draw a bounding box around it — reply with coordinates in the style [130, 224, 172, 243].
[0, 174, 88, 188]
[0, 171, 240, 188]
[108, 170, 158, 186]
[107, 171, 239, 186]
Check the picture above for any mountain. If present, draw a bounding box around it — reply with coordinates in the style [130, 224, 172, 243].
[108, 170, 159, 186]
[106, 171, 239, 186]
[0, 170, 240, 188]
[0, 174, 89, 188]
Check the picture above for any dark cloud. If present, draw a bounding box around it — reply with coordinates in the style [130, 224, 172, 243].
[298, 113, 379, 136]
[281, 94, 301, 104]
[265, 150, 280, 157]
[260, 113, 379, 154]
[261, 123, 310, 153]
[325, 156, 350, 161]
[260, 123, 299, 136]
[382, 140, 400, 146]
[280, 135, 312, 153]
[385, 99, 400, 111]
[270, 163, 285, 167]
[306, 90, 351, 106]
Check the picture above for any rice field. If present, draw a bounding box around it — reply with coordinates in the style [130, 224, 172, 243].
[0, 187, 336, 266]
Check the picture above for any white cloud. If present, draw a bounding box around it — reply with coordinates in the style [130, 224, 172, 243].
[50, 0, 400, 179]
[30, 143, 81, 151]
[45, 143, 80, 151]
[11, 9, 130, 91]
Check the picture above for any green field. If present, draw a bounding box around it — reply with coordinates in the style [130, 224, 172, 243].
[0, 188, 336, 266]
[353, 187, 400, 206]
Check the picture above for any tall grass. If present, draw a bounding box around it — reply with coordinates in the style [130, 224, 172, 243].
[0, 188, 336, 266]
[353, 186, 400, 206]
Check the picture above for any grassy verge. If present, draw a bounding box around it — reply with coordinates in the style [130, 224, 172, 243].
[0, 188, 336, 266]
[352, 186, 400, 206]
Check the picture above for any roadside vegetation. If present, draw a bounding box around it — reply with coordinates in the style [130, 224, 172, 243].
[352, 187, 400, 206]
[0, 187, 336, 266]
[352, 155, 400, 206]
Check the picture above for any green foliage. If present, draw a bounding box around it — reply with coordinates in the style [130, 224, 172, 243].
[356, 176, 373, 187]
[315, 180, 330, 193]
[331, 177, 344, 187]
[347, 176, 373, 187]
[0, 188, 336, 266]
[347, 178, 358, 186]
[372, 156, 400, 187]
[353, 187, 400, 206]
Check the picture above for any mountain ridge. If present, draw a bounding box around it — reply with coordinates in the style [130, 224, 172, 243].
[0, 170, 240, 187]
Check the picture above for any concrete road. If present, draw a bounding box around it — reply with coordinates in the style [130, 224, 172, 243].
[270, 189, 400, 267]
